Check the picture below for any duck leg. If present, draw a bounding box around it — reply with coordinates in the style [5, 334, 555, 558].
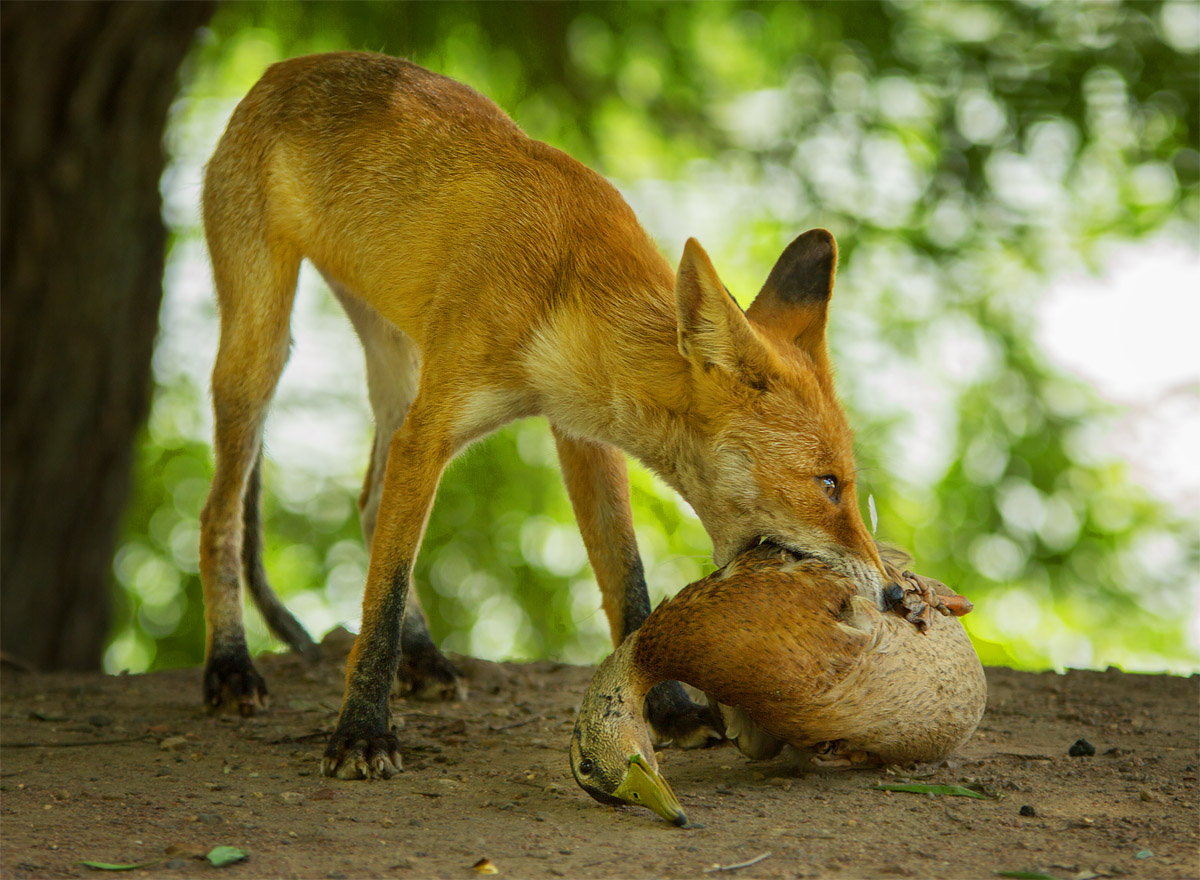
[882, 560, 973, 633]
[810, 740, 878, 769]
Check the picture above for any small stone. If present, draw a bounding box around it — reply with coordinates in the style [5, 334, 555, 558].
[279, 791, 305, 805]
[160, 736, 188, 752]
[197, 813, 222, 825]
[768, 777, 793, 791]
[1019, 805, 1036, 817]
[1069, 739, 1096, 757]
[165, 860, 190, 870]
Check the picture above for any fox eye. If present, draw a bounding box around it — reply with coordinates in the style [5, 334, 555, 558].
[817, 475, 840, 500]
[578, 758, 595, 776]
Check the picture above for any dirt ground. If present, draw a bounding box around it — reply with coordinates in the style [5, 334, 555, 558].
[2, 629, 1197, 880]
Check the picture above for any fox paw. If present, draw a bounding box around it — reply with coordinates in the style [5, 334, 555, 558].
[646, 680, 724, 750]
[321, 725, 403, 780]
[203, 651, 268, 716]
[395, 648, 468, 702]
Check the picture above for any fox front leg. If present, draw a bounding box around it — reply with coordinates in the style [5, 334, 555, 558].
[552, 427, 722, 750]
[322, 397, 457, 780]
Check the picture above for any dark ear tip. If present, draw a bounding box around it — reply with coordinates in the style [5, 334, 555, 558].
[794, 228, 837, 259]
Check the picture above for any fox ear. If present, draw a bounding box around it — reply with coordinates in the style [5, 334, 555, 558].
[675, 238, 769, 380]
[746, 229, 837, 362]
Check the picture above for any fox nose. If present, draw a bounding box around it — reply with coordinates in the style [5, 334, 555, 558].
[881, 582, 905, 611]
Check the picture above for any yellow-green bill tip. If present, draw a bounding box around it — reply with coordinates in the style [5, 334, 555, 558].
[614, 754, 688, 826]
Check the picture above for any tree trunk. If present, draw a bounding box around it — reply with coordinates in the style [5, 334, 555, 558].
[1, 1, 214, 669]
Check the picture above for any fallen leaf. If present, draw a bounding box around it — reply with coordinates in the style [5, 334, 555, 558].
[206, 846, 247, 867]
[874, 783, 998, 800]
[78, 860, 161, 871]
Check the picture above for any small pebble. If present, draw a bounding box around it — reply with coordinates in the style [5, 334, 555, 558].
[1019, 805, 1036, 817]
[279, 791, 305, 805]
[1069, 739, 1096, 757]
[160, 736, 188, 752]
[197, 813, 222, 825]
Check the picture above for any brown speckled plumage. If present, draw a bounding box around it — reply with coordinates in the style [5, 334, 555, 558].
[631, 543, 986, 765]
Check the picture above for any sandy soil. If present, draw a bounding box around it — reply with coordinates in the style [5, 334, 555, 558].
[2, 629, 1197, 880]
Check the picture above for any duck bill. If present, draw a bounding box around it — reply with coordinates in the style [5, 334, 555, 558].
[613, 754, 687, 826]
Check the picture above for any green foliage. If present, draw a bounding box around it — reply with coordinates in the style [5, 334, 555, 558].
[110, 0, 1199, 675]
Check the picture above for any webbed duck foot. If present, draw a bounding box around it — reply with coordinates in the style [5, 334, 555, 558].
[811, 740, 878, 769]
[645, 680, 724, 749]
[883, 568, 973, 633]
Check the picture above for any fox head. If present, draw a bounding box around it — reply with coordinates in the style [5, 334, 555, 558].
[671, 229, 889, 600]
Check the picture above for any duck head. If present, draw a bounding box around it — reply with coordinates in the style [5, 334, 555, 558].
[569, 638, 688, 826]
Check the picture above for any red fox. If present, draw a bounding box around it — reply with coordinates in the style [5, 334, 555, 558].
[199, 52, 914, 780]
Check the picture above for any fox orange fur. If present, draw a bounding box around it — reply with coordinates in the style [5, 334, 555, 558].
[199, 52, 902, 780]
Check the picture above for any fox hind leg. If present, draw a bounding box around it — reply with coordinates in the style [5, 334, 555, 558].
[199, 234, 300, 714]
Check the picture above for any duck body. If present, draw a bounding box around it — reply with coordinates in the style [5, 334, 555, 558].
[571, 543, 986, 823]
[637, 543, 986, 765]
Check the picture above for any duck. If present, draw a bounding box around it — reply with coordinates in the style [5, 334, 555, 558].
[569, 541, 986, 825]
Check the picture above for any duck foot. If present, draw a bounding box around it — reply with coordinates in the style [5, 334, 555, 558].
[811, 740, 878, 769]
[883, 568, 973, 633]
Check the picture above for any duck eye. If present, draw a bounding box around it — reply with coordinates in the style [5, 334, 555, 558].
[578, 758, 594, 776]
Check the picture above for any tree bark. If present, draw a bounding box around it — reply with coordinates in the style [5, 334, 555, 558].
[1, 1, 214, 669]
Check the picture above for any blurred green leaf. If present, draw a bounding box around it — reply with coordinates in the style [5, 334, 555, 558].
[206, 846, 247, 868]
[110, 0, 1199, 676]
